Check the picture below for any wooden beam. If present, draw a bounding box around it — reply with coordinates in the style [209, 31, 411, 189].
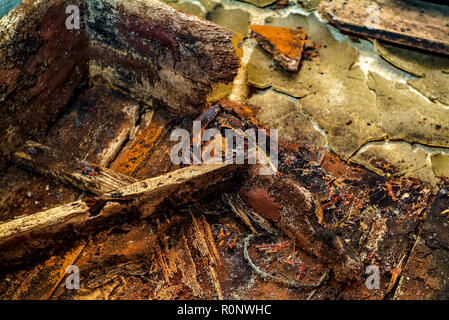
[319, 0, 449, 55]
[13, 141, 138, 195]
[0, 201, 90, 247]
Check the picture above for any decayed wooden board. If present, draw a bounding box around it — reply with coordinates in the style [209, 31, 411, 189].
[319, 0, 449, 55]
[0, 162, 241, 264]
[0, 0, 89, 161]
[0, 0, 242, 168]
[13, 141, 138, 195]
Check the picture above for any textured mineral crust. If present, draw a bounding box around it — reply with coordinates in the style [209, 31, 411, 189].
[297, 0, 321, 11]
[374, 40, 449, 105]
[207, 5, 251, 38]
[247, 89, 327, 151]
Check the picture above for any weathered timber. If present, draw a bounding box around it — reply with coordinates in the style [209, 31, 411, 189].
[13, 141, 138, 195]
[319, 0, 449, 55]
[249, 25, 307, 72]
[0, 0, 242, 165]
[0, 163, 242, 267]
[0, 201, 90, 247]
[86, 0, 243, 115]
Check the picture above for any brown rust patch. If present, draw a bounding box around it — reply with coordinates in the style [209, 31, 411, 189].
[243, 188, 282, 221]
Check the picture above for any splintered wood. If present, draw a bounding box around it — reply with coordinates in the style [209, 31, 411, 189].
[0, 0, 244, 270]
[153, 213, 223, 299]
[14, 141, 137, 195]
[0, 140, 242, 265]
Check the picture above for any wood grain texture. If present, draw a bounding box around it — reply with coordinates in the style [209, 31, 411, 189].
[13, 141, 138, 195]
[0, 162, 242, 267]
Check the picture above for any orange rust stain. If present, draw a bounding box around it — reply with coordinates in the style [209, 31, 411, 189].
[249, 25, 306, 61]
[386, 180, 397, 202]
[321, 152, 365, 181]
[219, 99, 261, 127]
[386, 265, 402, 294]
[111, 124, 165, 176]
[214, 26, 244, 60]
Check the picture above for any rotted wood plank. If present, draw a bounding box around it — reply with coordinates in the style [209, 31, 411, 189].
[0, 0, 89, 161]
[0, 200, 90, 246]
[103, 163, 239, 205]
[319, 0, 449, 55]
[0, 163, 243, 266]
[13, 141, 138, 195]
[87, 0, 243, 115]
[222, 192, 275, 235]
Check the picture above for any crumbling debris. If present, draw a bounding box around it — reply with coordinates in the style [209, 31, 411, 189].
[0, 162, 242, 266]
[223, 192, 276, 234]
[386, 180, 397, 202]
[243, 234, 329, 288]
[2, 0, 449, 301]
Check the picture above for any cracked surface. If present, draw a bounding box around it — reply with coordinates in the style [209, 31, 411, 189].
[247, 89, 327, 150]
